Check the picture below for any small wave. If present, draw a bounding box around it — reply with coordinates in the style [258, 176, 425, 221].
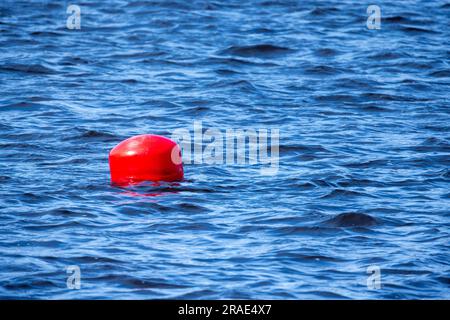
[65, 128, 118, 142]
[401, 26, 436, 34]
[384, 16, 411, 23]
[59, 56, 90, 66]
[344, 159, 388, 169]
[0, 0, 448, 300]
[30, 31, 63, 37]
[71, 255, 124, 264]
[210, 79, 259, 93]
[3, 279, 57, 291]
[275, 250, 345, 263]
[315, 48, 339, 57]
[175, 202, 210, 213]
[275, 225, 338, 236]
[42, 208, 97, 218]
[356, 105, 394, 113]
[175, 289, 218, 299]
[0, 64, 57, 75]
[368, 51, 409, 60]
[124, 0, 192, 10]
[309, 7, 339, 16]
[320, 189, 375, 199]
[204, 56, 279, 67]
[279, 144, 329, 153]
[221, 44, 293, 58]
[429, 69, 450, 78]
[2, 102, 50, 111]
[314, 94, 356, 103]
[363, 92, 427, 102]
[88, 274, 187, 289]
[214, 68, 242, 75]
[176, 222, 220, 231]
[337, 178, 385, 188]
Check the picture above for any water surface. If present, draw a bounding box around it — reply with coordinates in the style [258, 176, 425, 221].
[0, 0, 449, 299]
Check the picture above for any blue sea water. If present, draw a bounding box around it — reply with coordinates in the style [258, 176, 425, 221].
[0, 0, 449, 299]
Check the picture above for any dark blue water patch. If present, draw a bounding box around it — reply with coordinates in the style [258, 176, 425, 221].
[384, 16, 413, 24]
[213, 68, 243, 76]
[400, 26, 438, 34]
[367, 51, 412, 61]
[429, 69, 450, 78]
[0, 64, 58, 75]
[1, 101, 56, 111]
[320, 189, 376, 199]
[202, 56, 280, 67]
[0, 0, 449, 300]
[304, 65, 345, 75]
[272, 225, 346, 237]
[3, 279, 59, 291]
[0, 175, 12, 183]
[221, 44, 293, 58]
[93, 274, 189, 290]
[321, 212, 378, 228]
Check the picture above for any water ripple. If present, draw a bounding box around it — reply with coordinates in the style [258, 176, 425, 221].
[0, 0, 449, 300]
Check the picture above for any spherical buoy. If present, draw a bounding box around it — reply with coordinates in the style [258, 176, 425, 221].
[109, 134, 183, 185]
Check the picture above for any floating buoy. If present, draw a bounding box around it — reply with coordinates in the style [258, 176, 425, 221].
[109, 134, 183, 185]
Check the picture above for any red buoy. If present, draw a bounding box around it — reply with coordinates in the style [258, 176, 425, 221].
[109, 134, 183, 186]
